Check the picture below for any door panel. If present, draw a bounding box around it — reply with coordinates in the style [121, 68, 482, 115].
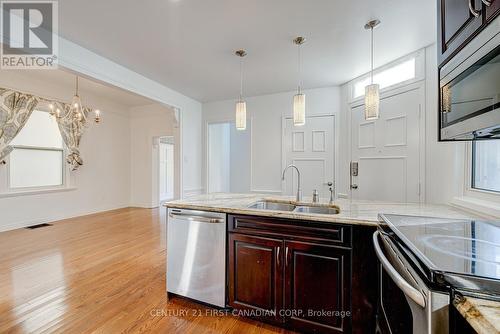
[438, 0, 483, 65]
[486, 0, 500, 22]
[228, 233, 284, 323]
[284, 116, 335, 199]
[284, 241, 351, 333]
[350, 87, 422, 203]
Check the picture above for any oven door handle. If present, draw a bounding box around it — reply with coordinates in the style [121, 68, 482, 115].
[373, 231, 426, 308]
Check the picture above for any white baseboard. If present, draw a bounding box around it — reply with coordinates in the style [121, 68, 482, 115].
[0, 204, 130, 233]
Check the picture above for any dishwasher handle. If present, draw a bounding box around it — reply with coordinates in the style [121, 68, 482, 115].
[169, 212, 225, 224]
[373, 231, 426, 308]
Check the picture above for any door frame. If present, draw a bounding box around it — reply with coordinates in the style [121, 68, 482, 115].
[158, 137, 175, 202]
[281, 114, 338, 198]
[205, 118, 254, 194]
[347, 80, 426, 203]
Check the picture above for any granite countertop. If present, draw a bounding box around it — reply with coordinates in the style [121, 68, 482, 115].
[164, 193, 479, 226]
[453, 295, 500, 334]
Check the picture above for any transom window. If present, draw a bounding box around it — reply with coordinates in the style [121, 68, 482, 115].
[472, 141, 500, 193]
[8, 110, 65, 189]
[353, 57, 417, 99]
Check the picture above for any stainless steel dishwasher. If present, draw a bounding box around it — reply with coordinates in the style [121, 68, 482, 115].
[166, 208, 226, 307]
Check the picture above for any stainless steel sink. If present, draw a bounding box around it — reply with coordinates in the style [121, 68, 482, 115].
[247, 201, 296, 211]
[294, 206, 340, 215]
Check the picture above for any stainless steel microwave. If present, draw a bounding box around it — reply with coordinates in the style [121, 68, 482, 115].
[439, 16, 500, 141]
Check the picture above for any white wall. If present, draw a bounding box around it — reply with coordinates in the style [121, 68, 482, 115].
[129, 104, 180, 208]
[0, 71, 131, 232]
[207, 123, 231, 192]
[229, 124, 252, 193]
[202, 87, 341, 194]
[58, 36, 203, 199]
[202, 45, 466, 205]
[337, 45, 464, 204]
[423, 45, 466, 204]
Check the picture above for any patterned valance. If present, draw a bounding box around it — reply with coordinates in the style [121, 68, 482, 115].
[0, 88, 39, 161]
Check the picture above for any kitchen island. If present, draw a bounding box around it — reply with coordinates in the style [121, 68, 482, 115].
[165, 193, 495, 334]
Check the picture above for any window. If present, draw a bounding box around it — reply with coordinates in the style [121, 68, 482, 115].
[472, 141, 500, 193]
[353, 58, 416, 99]
[8, 110, 65, 189]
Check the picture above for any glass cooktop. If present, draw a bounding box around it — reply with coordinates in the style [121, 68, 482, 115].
[379, 214, 500, 294]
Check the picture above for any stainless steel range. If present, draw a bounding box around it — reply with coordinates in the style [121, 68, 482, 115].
[374, 214, 500, 334]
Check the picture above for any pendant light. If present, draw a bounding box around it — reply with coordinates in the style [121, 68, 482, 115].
[364, 20, 381, 121]
[49, 76, 102, 124]
[235, 49, 247, 130]
[293, 36, 306, 126]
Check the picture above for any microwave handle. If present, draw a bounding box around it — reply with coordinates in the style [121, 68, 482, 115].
[373, 231, 426, 308]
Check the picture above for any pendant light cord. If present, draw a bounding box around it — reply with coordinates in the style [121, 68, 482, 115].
[297, 43, 302, 94]
[76, 76, 79, 95]
[239, 57, 243, 101]
[370, 27, 374, 85]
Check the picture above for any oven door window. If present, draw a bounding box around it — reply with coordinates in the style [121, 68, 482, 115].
[379, 267, 413, 333]
[441, 45, 500, 127]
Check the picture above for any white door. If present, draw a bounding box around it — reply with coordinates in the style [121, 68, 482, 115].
[283, 115, 335, 199]
[350, 86, 422, 203]
[159, 142, 174, 201]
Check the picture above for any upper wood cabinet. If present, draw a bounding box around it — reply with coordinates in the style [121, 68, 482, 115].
[438, 0, 500, 67]
[486, 0, 500, 22]
[438, 0, 484, 66]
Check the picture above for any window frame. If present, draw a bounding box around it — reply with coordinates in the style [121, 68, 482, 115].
[0, 106, 73, 196]
[347, 49, 425, 104]
[463, 142, 500, 201]
[470, 141, 500, 194]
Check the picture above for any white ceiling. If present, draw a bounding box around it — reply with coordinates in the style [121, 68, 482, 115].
[59, 0, 436, 102]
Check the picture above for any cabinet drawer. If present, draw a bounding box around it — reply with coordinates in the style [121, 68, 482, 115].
[228, 214, 351, 247]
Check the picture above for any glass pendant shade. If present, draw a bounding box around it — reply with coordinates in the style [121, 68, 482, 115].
[364, 83, 379, 120]
[293, 93, 306, 126]
[235, 100, 246, 130]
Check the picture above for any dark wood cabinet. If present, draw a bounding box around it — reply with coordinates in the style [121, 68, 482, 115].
[228, 233, 284, 324]
[227, 214, 377, 334]
[438, 0, 500, 67]
[438, 0, 484, 66]
[486, 0, 500, 22]
[284, 240, 350, 333]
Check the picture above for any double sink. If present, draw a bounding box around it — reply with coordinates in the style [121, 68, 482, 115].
[247, 200, 340, 215]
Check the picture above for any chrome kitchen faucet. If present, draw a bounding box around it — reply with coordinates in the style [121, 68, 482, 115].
[282, 164, 302, 202]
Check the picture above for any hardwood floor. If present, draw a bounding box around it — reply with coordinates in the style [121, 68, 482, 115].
[0, 208, 295, 334]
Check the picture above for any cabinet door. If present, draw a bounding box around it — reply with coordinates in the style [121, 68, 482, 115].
[438, 0, 484, 65]
[228, 233, 284, 324]
[284, 241, 351, 334]
[486, 0, 500, 22]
